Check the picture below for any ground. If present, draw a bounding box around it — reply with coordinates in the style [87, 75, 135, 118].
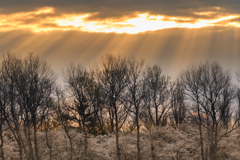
[2, 124, 240, 160]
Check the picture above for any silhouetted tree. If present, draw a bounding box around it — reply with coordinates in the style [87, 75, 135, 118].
[63, 63, 95, 159]
[83, 70, 106, 135]
[145, 65, 171, 127]
[125, 57, 146, 160]
[170, 79, 186, 127]
[181, 62, 238, 160]
[0, 52, 56, 160]
[180, 64, 205, 160]
[43, 97, 57, 160]
[141, 108, 155, 160]
[0, 69, 7, 160]
[56, 88, 75, 160]
[16, 53, 56, 160]
[0, 53, 27, 160]
[97, 54, 129, 160]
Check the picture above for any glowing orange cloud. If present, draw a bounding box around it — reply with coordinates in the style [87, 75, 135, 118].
[0, 7, 240, 34]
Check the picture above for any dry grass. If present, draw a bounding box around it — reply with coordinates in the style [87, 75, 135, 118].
[2, 125, 240, 160]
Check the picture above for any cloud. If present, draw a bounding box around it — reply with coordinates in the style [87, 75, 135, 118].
[0, 0, 240, 18]
[0, 7, 239, 34]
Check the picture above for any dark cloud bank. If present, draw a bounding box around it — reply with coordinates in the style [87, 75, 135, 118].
[0, 0, 240, 18]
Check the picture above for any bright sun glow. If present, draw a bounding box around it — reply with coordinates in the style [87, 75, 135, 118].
[0, 7, 240, 34]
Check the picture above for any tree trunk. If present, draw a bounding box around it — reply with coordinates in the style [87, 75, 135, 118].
[23, 111, 33, 160]
[84, 131, 88, 160]
[15, 127, 26, 160]
[210, 124, 218, 160]
[111, 118, 114, 132]
[34, 121, 39, 160]
[18, 140, 23, 160]
[110, 109, 114, 133]
[49, 148, 52, 160]
[0, 120, 4, 160]
[68, 135, 73, 160]
[136, 112, 141, 160]
[45, 123, 52, 160]
[65, 128, 73, 160]
[210, 144, 217, 160]
[199, 124, 204, 160]
[27, 124, 34, 160]
[197, 105, 204, 160]
[155, 106, 159, 126]
[150, 130, 155, 160]
[115, 106, 120, 160]
[83, 120, 88, 160]
[8, 124, 25, 160]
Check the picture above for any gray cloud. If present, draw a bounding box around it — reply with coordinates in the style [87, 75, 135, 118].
[0, 0, 239, 18]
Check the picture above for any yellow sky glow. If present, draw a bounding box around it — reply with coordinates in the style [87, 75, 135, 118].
[0, 7, 240, 34]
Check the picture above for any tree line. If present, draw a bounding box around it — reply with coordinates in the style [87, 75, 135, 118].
[0, 52, 240, 160]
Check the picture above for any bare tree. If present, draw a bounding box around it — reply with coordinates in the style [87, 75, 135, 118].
[145, 65, 171, 127]
[141, 64, 171, 160]
[180, 64, 205, 160]
[0, 53, 27, 160]
[63, 63, 96, 159]
[83, 70, 106, 135]
[200, 63, 236, 160]
[170, 79, 186, 127]
[141, 107, 155, 160]
[0, 52, 56, 160]
[125, 57, 146, 160]
[56, 89, 75, 160]
[181, 62, 238, 160]
[43, 97, 57, 160]
[142, 65, 171, 160]
[97, 54, 129, 160]
[0, 70, 7, 160]
[15, 53, 56, 160]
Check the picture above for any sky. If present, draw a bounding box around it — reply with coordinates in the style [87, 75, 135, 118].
[0, 0, 240, 78]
